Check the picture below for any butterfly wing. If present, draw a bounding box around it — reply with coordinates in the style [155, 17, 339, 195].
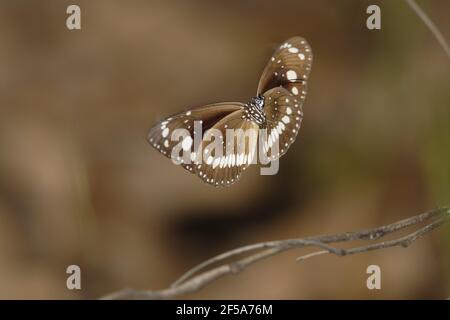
[257, 36, 313, 99]
[262, 87, 303, 160]
[195, 110, 259, 187]
[147, 103, 244, 173]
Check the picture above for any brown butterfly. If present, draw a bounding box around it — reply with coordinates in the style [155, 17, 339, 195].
[148, 36, 313, 187]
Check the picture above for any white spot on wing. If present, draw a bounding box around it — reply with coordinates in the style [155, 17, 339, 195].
[213, 157, 220, 169]
[182, 136, 193, 151]
[162, 127, 169, 138]
[286, 70, 297, 81]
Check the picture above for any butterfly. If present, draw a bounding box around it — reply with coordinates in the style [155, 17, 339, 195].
[148, 36, 313, 187]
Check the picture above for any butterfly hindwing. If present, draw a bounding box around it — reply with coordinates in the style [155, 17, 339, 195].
[195, 110, 259, 187]
[262, 87, 303, 160]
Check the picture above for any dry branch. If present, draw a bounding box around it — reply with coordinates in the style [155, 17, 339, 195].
[101, 206, 450, 300]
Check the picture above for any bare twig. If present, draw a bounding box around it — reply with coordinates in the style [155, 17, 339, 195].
[405, 0, 450, 58]
[101, 206, 450, 300]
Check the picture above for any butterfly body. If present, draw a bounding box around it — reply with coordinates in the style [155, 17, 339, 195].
[148, 36, 313, 187]
[243, 95, 266, 127]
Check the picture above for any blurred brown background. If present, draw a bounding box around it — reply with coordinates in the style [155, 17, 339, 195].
[0, 0, 449, 299]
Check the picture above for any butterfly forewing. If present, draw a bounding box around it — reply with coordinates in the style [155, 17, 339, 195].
[148, 103, 244, 173]
[257, 36, 313, 100]
[195, 110, 259, 187]
[262, 87, 303, 160]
